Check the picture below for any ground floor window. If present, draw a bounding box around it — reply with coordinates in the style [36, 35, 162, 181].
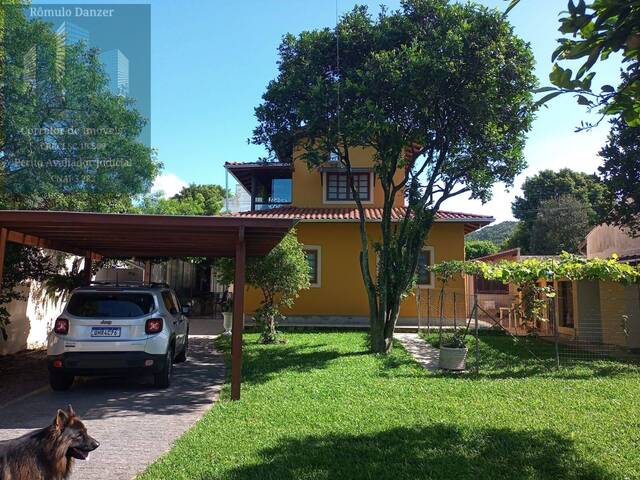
[475, 277, 510, 294]
[416, 247, 434, 287]
[303, 246, 321, 287]
[557, 280, 574, 328]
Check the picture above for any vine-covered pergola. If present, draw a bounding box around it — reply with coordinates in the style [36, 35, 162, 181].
[433, 253, 640, 326]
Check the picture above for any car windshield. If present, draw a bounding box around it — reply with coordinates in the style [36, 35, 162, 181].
[67, 292, 155, 318]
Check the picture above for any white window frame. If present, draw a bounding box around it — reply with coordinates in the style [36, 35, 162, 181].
[322, 170, 374, 205]
[417, 246, 435, 288]
[303, 245, 322, 288]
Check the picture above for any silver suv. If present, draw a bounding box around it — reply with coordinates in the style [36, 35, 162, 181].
[47, 283, 190, 390]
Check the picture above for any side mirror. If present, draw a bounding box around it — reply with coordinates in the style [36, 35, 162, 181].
[181, 305, 191, 316]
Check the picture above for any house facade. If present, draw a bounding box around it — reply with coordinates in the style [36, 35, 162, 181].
[225, 146, 493, 326]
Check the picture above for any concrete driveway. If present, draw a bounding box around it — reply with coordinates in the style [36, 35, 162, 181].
[0, 321, 225, 480]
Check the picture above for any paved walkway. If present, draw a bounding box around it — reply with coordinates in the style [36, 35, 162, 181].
[395, 333, 440, 372]
[0, 335, 225, 480]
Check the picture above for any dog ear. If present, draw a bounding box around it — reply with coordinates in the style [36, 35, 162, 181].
[66, 404, 75, 417]
[54, 409, 68, 430]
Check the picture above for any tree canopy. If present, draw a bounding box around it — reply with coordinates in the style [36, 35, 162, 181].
[253, 0, 536, 353]
[465, 240, 500, 260]
[508, 169, 608, 253]
[0, 4, 159, 212]
[598, 118, 640, 236]
[529, 195, 592, 255]
[138, 184, 228, 216]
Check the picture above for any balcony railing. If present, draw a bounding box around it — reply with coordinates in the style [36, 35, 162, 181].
[253, 201, 291, 211]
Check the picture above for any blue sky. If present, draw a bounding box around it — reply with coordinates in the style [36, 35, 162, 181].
[37, 0, 623, 221]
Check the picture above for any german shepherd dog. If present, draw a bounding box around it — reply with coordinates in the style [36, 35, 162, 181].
[0, 405, 99, 480]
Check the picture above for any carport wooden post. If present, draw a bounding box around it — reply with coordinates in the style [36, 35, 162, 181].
[83, 251, 93, 286]
[0, 228, 7, 291]
[143, 260, 152, 284]
[231, 226, 246, 401]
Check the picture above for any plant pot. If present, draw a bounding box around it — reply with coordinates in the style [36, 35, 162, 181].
[222, 311, 233, 335]
[438, 346, 468, 371]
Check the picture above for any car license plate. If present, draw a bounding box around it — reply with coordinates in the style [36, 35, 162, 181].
[91, 327, 121, 337]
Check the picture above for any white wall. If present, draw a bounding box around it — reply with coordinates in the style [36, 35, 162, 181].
[1, 281, 67, 355]
[586, 224, 640, 259]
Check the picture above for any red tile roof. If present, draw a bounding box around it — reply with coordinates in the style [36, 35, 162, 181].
[231, 207, 493, 233]
[224, 161, 292, 169]
[474, 248, 521, 262]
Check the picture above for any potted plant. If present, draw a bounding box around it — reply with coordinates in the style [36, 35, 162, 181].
[221, 296, 233, 336]
[438, 330, 468, 371]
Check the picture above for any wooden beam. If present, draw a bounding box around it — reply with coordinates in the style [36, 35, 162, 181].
[0, 228, 7, 292]
[250, 174, 256, 212]
[6, 230, 99, 258]
[231, 226, 246, 401]
[143, 261, 152, 284]
[83, 251, 93, 286]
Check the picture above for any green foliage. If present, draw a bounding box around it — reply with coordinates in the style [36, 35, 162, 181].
[213, 230, 310, 343]
[514, 0, 640, 128]
[465, 221, 517, 244]
[598, 118, 640, 236]
[512, 169, 608, 226]
[0, 5, 159, 210]
[252, 0, 536, 353]
[509, 169, 608, 253]
[529, 195, 592, 254]
[465, 240, 500, 260]
[44, 257, 114, 298]
[437, 332, 469, 349]
[212, 257, 235, 287]
[138, 184, 228, 216]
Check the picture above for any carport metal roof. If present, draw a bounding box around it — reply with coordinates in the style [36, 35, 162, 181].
[0, 210, 298, 401]
[0, 210, 295, 258]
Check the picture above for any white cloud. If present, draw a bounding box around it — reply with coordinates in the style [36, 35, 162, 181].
[441, 129, 608, 223]
[151, 173, 188, 199]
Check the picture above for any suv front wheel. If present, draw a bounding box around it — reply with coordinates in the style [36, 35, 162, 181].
[154, 347, 173, 389]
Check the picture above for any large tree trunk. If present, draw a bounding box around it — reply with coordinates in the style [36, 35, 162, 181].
[341, 141, 437, 355]
[368, 295, 402, 354]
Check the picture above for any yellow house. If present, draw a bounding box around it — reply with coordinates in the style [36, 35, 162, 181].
[225, 146, 493, 327]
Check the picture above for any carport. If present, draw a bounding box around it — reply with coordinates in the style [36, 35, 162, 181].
[0, 210, 296, 400]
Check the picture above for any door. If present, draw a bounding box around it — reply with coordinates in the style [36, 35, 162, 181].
[171, 291, 188, 344]
[161, 290, 185, 349]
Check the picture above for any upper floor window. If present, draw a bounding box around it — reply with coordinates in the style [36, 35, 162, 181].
[271, 178, 292, 204]
[326, 172, 371, 202]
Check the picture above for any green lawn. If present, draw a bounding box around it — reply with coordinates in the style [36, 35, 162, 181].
[139, 331, 640, 480]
